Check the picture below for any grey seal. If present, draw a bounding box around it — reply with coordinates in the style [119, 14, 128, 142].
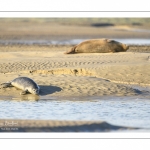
[64, 38, 129, 54]
[0, 77, 40, 95]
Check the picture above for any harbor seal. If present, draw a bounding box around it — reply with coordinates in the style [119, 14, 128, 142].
[64, 39, 129, 54]
[0, 77, 40, 95]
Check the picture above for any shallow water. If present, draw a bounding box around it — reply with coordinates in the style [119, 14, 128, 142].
[0, 38, 150, 45]
[0, 96, 150, 129]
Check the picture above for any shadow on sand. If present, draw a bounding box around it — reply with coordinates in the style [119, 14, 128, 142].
[2, 85, 62, 101]
[39, 85, 62, 96]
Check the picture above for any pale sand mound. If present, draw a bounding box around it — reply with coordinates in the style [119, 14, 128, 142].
[0, 119, 139, 132]
[0, 46, 150, 100]
[0, 74, 142, 100]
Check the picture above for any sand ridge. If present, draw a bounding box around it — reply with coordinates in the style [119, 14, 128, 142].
[0, 119, 140, 132]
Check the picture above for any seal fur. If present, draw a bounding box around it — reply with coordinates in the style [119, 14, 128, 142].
[64, 39, 129, 54]
[0, 77, 40, 95]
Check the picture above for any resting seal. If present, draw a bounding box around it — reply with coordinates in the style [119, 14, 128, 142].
[0, 77, 40, 95]
[64, 39, 129, 54]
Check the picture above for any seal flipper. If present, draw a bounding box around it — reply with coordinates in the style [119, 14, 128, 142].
[64, 46, 77, 54]
[0, 82, 12, 88]
[20, 90, 28, 95]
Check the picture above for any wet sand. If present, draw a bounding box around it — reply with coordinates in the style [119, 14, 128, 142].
[0, 119, 140, 132]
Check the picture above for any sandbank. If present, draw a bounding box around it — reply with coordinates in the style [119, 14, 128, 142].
[0, 45, 150, 100]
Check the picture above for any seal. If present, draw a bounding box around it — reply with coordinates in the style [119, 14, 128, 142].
[0, 77, 40, 95]
[64, 38, 129, 54]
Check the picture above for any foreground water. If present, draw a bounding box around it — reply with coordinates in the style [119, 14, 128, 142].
[0, 96, 150, 129]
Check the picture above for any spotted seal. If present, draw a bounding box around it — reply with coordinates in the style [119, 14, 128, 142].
[0, 77, 40, 95]
[64, 38, 129, 54]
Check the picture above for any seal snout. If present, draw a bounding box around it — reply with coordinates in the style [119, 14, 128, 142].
[122, 44, 129, 51]
[32, 88, 40, 95]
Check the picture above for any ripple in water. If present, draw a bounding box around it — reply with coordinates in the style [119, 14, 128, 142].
[0, 97, 150, 129]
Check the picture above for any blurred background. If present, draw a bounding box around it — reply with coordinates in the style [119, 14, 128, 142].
[0, 18, 150, 45]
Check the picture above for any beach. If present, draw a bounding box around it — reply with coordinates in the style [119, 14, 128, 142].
[0, 19, 150, 132]
[0, 45, 150, 100]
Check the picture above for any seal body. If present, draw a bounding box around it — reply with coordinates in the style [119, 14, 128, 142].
[1, 77, 40, 95]
[64, 39, 129, 54]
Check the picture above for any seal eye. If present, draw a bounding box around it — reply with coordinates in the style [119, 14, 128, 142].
[33, 89, 39, 95]
[32, 89, 35, 91]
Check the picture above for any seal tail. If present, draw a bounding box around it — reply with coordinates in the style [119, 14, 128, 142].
[64, 46, 77, 54]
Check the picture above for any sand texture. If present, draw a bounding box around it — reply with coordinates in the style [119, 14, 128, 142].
[0, 45, 150, 100]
